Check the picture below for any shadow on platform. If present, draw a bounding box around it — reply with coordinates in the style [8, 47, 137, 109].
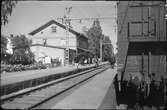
[98, 82, 117, 109]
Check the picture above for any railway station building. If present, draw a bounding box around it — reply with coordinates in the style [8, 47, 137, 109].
[28, 20, 89, 66]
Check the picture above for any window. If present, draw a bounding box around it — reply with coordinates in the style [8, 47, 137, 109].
[43, 39, 47, 46]
[51, 26, 57, 33]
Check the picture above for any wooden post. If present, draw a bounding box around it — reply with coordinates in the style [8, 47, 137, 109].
[64, 7, 72, 66]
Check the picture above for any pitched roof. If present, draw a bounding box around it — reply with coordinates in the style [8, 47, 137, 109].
[28, 20, 87, 39]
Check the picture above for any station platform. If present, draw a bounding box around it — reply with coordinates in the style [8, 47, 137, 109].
[49, 68, 117, 109]
[0, 62, 108, 96]
[1, 66, 75, 86]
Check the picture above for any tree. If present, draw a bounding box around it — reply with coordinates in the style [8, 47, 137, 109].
[1, 35, 8, 64]
[102, 36, 116, 65]
[1, 35, 13, 64]
[11, 35, 31, 49]
[10, 35, 35, 65]
[87, 19, 102, 58]
[1, 35, 8, 55]
[1, 0, 17, 25]
[103, 36, 112, 60]
[87, 19, 116, 65]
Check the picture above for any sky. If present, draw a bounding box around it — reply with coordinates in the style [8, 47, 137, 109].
[1, 1, 117, 53]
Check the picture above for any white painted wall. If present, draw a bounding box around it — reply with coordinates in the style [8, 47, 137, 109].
[29, 24, 77, 50]
[30, 46, 64, 66]
[28, 22, 79, 66]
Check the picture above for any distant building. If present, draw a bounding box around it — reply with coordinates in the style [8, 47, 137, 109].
[28, 20, 89, 66]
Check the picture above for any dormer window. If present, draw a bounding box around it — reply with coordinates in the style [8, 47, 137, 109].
[51, 26, 57, 33]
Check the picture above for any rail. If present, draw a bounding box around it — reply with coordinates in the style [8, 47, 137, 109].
[1, 64, 110, 109]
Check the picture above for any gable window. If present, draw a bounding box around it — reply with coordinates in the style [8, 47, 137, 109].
[51, 26, 57, 33]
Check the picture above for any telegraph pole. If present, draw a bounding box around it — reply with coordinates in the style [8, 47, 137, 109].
[64, 7, 72, 66]
[100, 37, 103, 62]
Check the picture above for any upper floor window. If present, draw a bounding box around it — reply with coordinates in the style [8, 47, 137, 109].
[51, 26, 57, 33]
[43, 38, 47, 46]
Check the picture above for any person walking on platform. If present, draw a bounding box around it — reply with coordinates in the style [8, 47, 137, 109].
[95, 58, 99, 68]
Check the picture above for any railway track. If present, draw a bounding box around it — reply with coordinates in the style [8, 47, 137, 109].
[1, 65, 110, 109]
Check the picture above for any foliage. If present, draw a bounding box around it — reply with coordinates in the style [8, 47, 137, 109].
[87, 19, 102, 57]
[87, 19, 116, 65]
[1, 35, 12, 64]
[0, 63, 47, 73]
[1, 35, 8, 55]
[1, 52, 12, 64]
[11, 35, 31, 49]
[102, 36, 116, 65]
[10, 35, 35, 65]
[1, 0, 17, 25]
[102, 36, 113, 60]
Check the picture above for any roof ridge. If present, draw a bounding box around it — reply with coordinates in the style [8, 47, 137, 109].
[28, 19, 79, 36]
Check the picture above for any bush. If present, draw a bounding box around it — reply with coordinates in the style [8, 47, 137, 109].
[0, 63, 47, 73]
[36, 63, 47, 69]
[1, 64, 11, 73]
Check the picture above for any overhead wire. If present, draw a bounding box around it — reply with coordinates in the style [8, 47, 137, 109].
[75, 5, 117, 40]
[56, 4, 117, 22]
[74, 6, 87, 23]
[56, 5, 117, 40]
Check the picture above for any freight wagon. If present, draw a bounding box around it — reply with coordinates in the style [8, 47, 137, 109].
[116, 1, 166, 109]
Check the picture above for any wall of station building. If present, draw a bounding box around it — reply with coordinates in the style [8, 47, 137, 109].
[29, 23, 79, 66]
[30, 23, 77, 50]
[30, 46, 65, 66]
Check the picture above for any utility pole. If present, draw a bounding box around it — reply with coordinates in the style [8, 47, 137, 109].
[64, 7, 72, 66]
[100, 38, 103, 62]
